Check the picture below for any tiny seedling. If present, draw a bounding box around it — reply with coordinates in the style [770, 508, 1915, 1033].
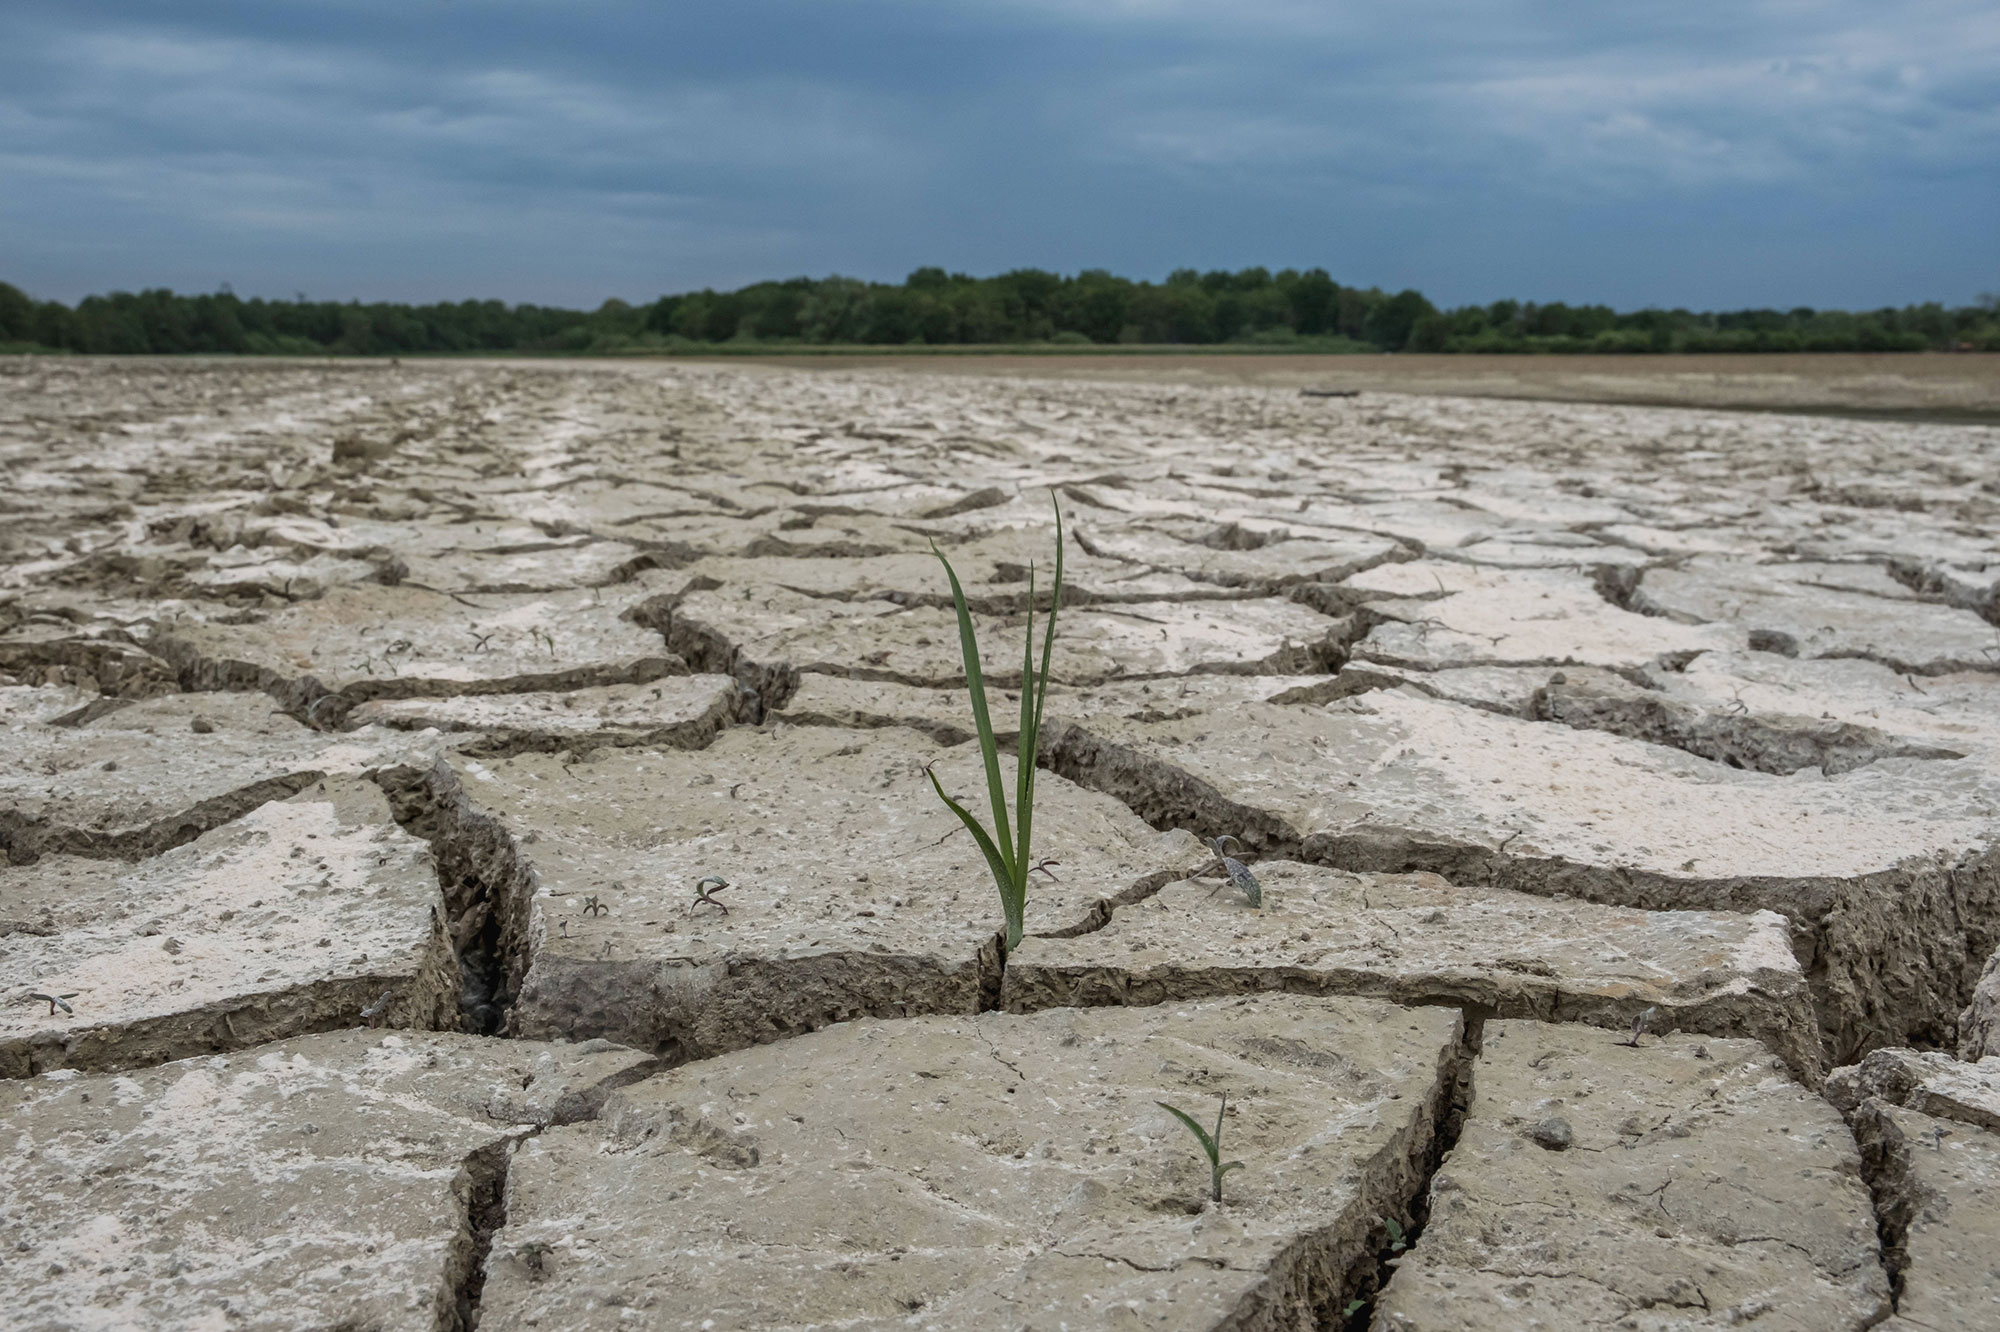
[925, 495, 1064, 951]
[29, 991, 79, 1016]
[1201, 835, 1263, 908]
[1156, 1093, 1245, 1205]
[689, 875, 731, 917]
[1384, 1217, 1408, 1252]
[582, 894, 608, 918]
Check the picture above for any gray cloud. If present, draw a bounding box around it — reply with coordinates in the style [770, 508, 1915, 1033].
[1, 0, 1993, 307]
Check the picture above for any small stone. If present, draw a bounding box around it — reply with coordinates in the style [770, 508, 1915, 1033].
[190, 717, 214, 734]
[1528, 1116, 1573, 1150]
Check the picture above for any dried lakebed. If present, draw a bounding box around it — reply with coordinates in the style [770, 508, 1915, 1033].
[2, 356, 1998, 1330]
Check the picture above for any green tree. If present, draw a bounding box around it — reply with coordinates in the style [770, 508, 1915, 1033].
[1287, 269, 1338, 335]
[0, 282, 34, 342]
[1363, 289, 1437, 350]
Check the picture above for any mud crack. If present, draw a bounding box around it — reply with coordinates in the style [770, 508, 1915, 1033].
[376, 761, 540, 1035]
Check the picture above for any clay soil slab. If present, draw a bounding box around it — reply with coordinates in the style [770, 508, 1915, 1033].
[1331, 660, 1638, 717]
[1449, 533, 1651, 568]
[1824, 1047, 2000, 1134]
[0, 682, 98, 725]
[425, 726, 1205, 1060]
[1895, 558, 1999, 623]
[1533, 672, 1969, 776]
[1345, 561, 1738, 672]
[1044, 688, 2000, 1061]
[0, 607, 178, 696]
[1003, 861, 1822, 1079]
[0, 1030, 653, 1332]
[773, 671, 1348, 745]
[665, 584, 1344, 688]
[0, 690, 444, 862]
[1654, 651, 2000, 766]
[1635, 557, 2000, 674]
[395, 536, 657, 593]
[153, 583, 683, 717]
[1073, 517, 1404, 587]
[1374, 1020, 1891, 1330]
[1, 777, 455, 1077]
[348, 674, 739, 753]
[183, 548, 383, 600]
[672, 540, 1254, 609]
[477, 996, 1461, 1332]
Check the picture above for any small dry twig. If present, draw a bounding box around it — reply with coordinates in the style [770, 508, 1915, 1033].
[1619, 1005, 1660, 1048]
[1200, 836, 1263, 908]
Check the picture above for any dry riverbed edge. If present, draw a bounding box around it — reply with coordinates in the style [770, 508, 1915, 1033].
[2, 356, 1998, 1328]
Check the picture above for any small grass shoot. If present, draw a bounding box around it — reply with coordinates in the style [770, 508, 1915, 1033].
[925, 495, 1064, 951]
[1157, 1093, 1244, 1205]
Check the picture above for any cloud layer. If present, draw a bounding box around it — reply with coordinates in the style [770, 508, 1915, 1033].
[3, 0, 1994, 307]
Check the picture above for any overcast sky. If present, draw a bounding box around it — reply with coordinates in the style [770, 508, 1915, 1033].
[3, 1, 1994, 310]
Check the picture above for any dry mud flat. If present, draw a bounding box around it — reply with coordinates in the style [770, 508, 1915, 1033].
[745, 351, 2000, 422]
[1, 356, 1998, 1330]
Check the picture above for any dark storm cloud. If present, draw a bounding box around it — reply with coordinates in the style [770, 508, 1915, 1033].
[2, 0, 1994, 307]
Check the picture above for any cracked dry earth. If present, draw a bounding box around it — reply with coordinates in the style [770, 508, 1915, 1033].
[3, 357, 2000, 1332]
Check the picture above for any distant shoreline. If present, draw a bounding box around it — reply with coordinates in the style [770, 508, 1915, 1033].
[730, 350, 2000, 426]
[12, 350, 1995, 425]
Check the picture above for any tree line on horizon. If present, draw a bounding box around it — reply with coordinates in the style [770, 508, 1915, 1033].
[4, 269, 1997, 357]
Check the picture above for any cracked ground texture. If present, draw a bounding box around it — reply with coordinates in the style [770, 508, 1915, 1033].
[2, 355, 1999, 1331]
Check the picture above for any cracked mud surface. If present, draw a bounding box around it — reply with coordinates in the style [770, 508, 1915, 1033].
[2, 355, 1998, 1329]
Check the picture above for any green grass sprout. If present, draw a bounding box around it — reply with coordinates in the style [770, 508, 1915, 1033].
[1156, 1093, 1245, 1204]
[925, 494, 1065, 951]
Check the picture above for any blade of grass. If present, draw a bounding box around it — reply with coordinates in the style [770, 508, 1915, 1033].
[924, 764, 1015, 912]
[932, 540, 1014, 882]
[1014, 495, 1064, 921]
[1014, 558, 1037, 908]
[1157, 1101, 1218, 1160]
